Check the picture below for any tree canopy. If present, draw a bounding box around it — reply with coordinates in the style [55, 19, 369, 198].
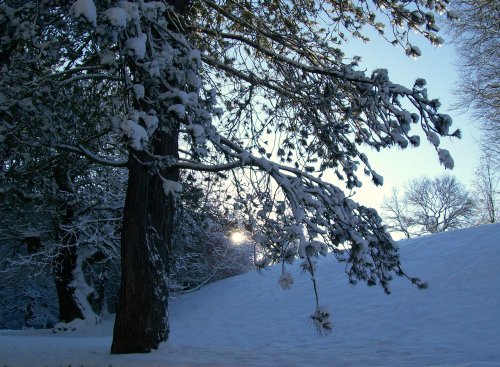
[382, 175, 475, 238]
[0, 0, 460, 353]
[445, 0, 499, 166]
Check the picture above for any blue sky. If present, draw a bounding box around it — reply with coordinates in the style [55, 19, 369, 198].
[338, 27, 482, 211]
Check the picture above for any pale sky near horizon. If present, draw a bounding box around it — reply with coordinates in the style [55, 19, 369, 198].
[337, 26, 482, 212]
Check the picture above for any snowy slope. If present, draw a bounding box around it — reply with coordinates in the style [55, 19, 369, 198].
[1, 223, 499, 367]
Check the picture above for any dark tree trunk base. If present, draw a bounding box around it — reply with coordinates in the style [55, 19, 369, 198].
[52, 165, 86, 323]
[111, 130, 178, 354]
[53, 244, 85, 323]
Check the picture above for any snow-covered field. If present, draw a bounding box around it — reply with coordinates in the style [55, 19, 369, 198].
[1, 223, 499, 367]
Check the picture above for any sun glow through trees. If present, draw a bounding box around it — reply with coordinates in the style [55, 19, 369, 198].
[230, 231, 247, 244]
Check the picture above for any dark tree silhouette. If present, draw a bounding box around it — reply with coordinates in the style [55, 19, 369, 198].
[1, 0, 460, 353]
[382, 175, 475, 237]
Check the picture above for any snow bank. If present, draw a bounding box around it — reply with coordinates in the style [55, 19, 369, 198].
[1, 223, 499, 366]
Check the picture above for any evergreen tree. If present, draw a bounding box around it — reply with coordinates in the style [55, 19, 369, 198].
[1, 0, 460, 353]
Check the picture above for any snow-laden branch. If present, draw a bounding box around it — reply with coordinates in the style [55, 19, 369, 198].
[59, 73, 122, 85]
[57, 144, 128, 167]
[187, 127, 422, 292]
[174, 159, 254, 172]
[201, 55, 292, 96]
[31, 66, 107, 86]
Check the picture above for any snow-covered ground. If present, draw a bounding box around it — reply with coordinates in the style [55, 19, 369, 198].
[1, 223, 499, 367]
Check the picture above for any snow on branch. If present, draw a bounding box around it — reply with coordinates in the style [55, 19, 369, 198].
[57, 144, 127, 167]
[170, 123, 428, 334]
[0, 0, 451, 338]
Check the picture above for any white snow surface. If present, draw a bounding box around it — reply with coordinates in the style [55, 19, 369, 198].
[1, 223, 499, 366]
[105, 7, 127, 28]
[71, 0, 97, 27]
[120, 119, 148, 150]
[132, 84, 145, 100]
[162, 179, 183, 196]
[125, 35, 147, 59]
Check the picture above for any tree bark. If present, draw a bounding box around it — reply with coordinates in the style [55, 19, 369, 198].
[52, 166, 85, 323]
[53, 241, 85, 322]
[111, 130, 178, 353]
[111, 0, 186, 353]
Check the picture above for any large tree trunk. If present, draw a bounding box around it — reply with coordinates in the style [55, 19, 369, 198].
[111, 0, 186, 353]
[111, 130, 178, 353]
[53, 241, 85, 322]
[52, 166, 87, 323]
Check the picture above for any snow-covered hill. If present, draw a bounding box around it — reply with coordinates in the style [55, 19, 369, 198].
[1, 223, 499, 366]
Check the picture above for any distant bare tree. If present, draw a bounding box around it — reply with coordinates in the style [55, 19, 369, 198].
[446, 0, 500, 166]
[381, 188, 413, 239]
[472, 152, 499, 224]
[382, 175, 475, 237]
